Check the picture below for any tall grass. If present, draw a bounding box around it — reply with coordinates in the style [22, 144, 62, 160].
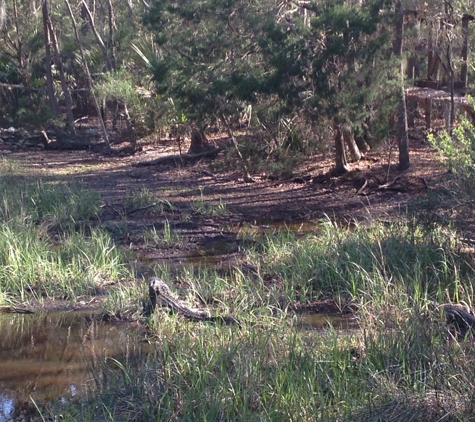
[57, 218, 475, 421]
[0, 159, 131, 302]
[247, 219, 467, 307]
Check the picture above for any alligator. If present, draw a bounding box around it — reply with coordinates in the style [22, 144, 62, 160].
[149, 277, 238, 325]
[444, 303, 475, 337]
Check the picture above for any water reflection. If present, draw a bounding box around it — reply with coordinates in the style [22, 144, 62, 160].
[297, 312, 359, 330]
[0, 311, 147, 421]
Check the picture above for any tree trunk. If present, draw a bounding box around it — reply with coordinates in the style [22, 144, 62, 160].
[460, 15, 472, 88]
[343, 127, 362, 162]
[122, 102, 136, 151]
[0, 0, 5, 30]
[334, 125, 349, 175]
[187, 129, 212, 154]
[64, 0, 109, 150]
[394, 0, 410, 170]
[81, 0, 114, 72]
[42, 0, 58, 117]
[445, 5, 455, 131]
[46, 17, 76, 134]
[106, 0, 116, 71]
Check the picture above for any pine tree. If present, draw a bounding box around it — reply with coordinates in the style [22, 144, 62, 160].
[143, 0, 398, 172]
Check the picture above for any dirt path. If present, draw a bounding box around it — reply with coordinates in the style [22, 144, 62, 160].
[9, 135, 456, 268]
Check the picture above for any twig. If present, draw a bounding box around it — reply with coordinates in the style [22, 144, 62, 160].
[357, 179, 368, 195]
[102, 202, 123, 216]
[126, 202, 157, 216]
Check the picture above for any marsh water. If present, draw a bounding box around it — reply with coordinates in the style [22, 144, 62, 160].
[0, 307, 356, 420]
[0, 311, 148, 421]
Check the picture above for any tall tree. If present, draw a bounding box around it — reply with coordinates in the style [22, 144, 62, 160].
[394, 0, 409, 170]
[0, 0, 5, 30]
[46, 11, 76, 133]
[42, 0, 58, 117]
[64, 0, 110, 150]
[143, 0, 395, 173]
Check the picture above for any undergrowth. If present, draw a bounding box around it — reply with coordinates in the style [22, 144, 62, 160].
[3, 156, 475, 421]
[57, 218, 475, 421]
[0, 158, 131, 303]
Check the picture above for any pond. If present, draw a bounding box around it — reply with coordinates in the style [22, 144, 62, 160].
[0, 304, 356, 420]
[0, 311, 148, 422]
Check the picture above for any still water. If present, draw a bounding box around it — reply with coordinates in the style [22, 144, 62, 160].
[0, 311, 147, 421]
[0, 307, 356, 420]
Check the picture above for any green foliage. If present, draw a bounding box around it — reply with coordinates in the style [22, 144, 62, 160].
[0, 158, 130, 302]
[143, 0, 395, 164]
[95, 70, 165, 133]
[427, 109, 475, 178]
[143, 0, 287, 126]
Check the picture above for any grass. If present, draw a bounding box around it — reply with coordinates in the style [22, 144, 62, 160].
[192, 187, 228, 217]
[143, 220, 181, 249]
[3, 156, 475, 421]
[0, 159, 132, 303]
[55, 218, 475, 421]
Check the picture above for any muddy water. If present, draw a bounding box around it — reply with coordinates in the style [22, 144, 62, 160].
[297, 312, 359, 330]
[0, 311, 147, 421]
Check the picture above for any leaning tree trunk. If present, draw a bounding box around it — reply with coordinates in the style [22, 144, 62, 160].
[334, 125, 349, 175]
[81, 0, 114, 72]
[394, 0, 410, 170]
[122, 102, 136, 151]
[64, 0, 110, 151]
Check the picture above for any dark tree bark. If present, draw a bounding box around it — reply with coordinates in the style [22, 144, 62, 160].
[187, 129, 213, 154]
[106, 0, 116, 71]
[394, 0, 410, 170]
[46, 16, 76, 134]
[460, 15, 473, 88]
[444, 3, 457, 131]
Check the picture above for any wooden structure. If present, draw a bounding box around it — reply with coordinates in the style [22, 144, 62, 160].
[406, 86, 475, 129]
[404, 12, 475, 129]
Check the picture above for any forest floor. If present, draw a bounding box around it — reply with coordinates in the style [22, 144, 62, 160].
[9, 126, 474, 283]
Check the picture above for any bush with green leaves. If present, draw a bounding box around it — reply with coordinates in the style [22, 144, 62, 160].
[427, 105, 475, 179]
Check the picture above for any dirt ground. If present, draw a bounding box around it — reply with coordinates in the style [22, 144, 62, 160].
[7, 130, 473, 275]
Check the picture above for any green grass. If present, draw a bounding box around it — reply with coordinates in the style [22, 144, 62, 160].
[143, 219, 181, 249]
[54, 218, 475, 421]
[0, 159, 132, 303]
[3, 156, 475, 421]
[192, 187, 228, 217]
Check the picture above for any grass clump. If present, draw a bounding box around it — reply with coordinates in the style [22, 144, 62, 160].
[244, 219, 468, 306]
[0, 158, 131, 303]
